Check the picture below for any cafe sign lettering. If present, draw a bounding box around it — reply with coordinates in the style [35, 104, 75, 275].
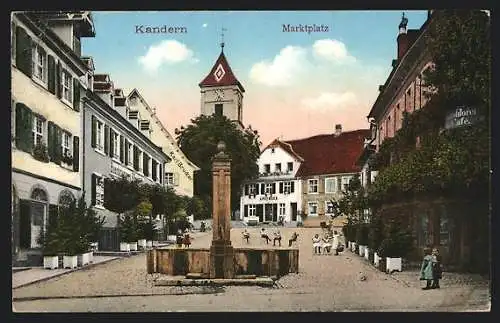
[260, 196, 278, 201]
[169, 151, 193, 181]
[445, 106, 482, 129]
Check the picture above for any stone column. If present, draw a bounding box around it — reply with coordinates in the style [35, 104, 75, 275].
[209, 141, 235, 279]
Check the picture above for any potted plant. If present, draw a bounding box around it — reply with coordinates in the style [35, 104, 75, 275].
[61, 151, 73, 166]
[377, 220, 414, 273]
[33, 142, 50, 163]
[356, 223, 369, 257]
[368, 215, 384, 267]
[135, 200, 153, 250]
[120, 212, 138, 252]
[38, 210, 62, 270]
[63, 240, 79, 269]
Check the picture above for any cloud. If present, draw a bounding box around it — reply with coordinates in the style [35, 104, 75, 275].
[312, 39, 356, 64]
[249, 46, 308, 87]
[301, 92, 358, 111]
[202, 23, 208, 28]
[138, 40, 195, 73]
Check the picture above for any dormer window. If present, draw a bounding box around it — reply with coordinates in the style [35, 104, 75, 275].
[287, 162, 293, 172]
[140, 120, 150, 131]
[264, 164, 270, 173]
[271, 148, 275, 153]
[275, 163, 281, 172]
[128, 111, 138, 119]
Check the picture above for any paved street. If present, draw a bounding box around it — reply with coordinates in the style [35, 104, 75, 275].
[12, 228, 490, 312]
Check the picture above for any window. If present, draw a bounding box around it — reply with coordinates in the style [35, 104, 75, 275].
[62, 131, 71, 158]
[165, 172, 174, 186]
[94, 174, 104, 208]
[325, 201, 336, 215]
[271, 148, 275, 153]
[128, 142, 133, 165]
[287, 162, 293, 172]
[308, 179, 318, 193]
[32, 115, 44, 146]
[249, 204, 256, 217]
[265, 183, 273, 195]
[325, 178, 336, 193]
[112, 131, 120, 160]
[96, 119, 104, 151]
[62, 69, 73, 103]
[215, 104, 223, 116]
[32, 43, 47, 83]
[342, 176, 351, 191]
[279, 203, 285, 216]
[264, 164, 270, 173]
[275, 163, 281, 172]
[249, 184, 256, 195]
[284, 181, 291, 194]
[308, 202, 318, 216]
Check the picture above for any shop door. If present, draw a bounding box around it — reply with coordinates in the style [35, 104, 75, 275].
[291, 203, 298, 221]
[30, 201, 46, 248]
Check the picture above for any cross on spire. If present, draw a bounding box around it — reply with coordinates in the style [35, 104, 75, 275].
[220, 27, 227, 51]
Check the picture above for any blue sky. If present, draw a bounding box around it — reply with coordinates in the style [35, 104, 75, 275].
[82, 10, 428, 145]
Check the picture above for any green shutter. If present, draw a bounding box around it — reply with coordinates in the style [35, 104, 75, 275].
[47, 121, 55, 161]
[73, 78, 80, 111]
[91, 174, 96, 206]
[73, 136, 79, 172]
[53, 125, 62, 165]
[124, 139, 128, 165]
[244, 205, 248, 217]
[159, 163, 162, 183]
[120, 136, 124, 163]
[133, 146, 138, 170]
[143, 154, 149, 176]
[152, 159, 157, 181]
[15, 103, 33, 152]
[109, 128, 114, 158]
[91, 115, 96, 148]
[56, 62, 62, 99]
[104, 125, 109, 155]
[15, 26, 32, 77]
[47, 55, 56, 94]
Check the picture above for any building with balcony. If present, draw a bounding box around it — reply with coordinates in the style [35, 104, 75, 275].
[240, 138, 303, 224]
[127, 89, 199, 197]
[82, 71, 171, 250]
[287, 126, 371, 228]
[11, 11, 95, 266]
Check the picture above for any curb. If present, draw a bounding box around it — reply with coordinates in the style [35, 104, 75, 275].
[13, 257, 123, 290]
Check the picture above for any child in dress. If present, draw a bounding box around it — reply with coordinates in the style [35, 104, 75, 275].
[312, 234, 322, 255]
[431, 247, 443, 289]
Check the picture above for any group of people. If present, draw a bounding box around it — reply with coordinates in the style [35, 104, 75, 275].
[241, 228, 300, 247]
[176, 229, 191, 248]
[312, 231, 342, 255]
[420, 246, 443, 290]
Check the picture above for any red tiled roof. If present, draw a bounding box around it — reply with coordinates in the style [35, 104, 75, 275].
[199, 51, 245, 92]
[284, 129, 371, 177]
[262, 138, 304, 162]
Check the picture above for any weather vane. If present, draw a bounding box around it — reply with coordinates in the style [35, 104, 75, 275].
[220, 27, 227, 50]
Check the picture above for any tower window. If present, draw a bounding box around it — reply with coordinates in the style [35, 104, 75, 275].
[215, 104, 223, 116]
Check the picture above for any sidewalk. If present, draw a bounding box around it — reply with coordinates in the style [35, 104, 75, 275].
[12, 255, 120, 289]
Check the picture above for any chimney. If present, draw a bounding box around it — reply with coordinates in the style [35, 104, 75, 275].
[335, 124, 342, 136]
[397, 13, 409, 60]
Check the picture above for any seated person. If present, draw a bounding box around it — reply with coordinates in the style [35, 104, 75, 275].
[261, 228, 271, 244]
[182, 233, 191, 248]
[288, 232, 299, 247]
[273, 230, 282, 246]
[242, 229, 250, 243]
[322, 235, 332, 254]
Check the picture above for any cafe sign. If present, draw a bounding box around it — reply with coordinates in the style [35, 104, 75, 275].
[259, 196, 278, 201]
[445, 106, 482, 129]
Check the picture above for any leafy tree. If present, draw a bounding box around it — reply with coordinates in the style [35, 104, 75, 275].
[135, 199, 155, 240]
[175, 114, 261, 212]
[104, 175, 141, 215]
[337, 174, 366, 223]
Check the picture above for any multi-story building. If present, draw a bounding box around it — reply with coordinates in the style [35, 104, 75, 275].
[11, 11, 95, 265]
[287, 126, 371, 228]
[82, 72, 171, 250]
[127, 89, 199, 197]
[240, 139, 303, 225]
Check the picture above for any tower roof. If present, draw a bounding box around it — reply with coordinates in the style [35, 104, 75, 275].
[199, 51, 245, 92]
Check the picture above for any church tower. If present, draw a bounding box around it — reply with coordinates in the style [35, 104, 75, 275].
[199, 30, 245, 129]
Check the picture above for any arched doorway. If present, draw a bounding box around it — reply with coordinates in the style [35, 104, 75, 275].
[20, 186, 49, 249]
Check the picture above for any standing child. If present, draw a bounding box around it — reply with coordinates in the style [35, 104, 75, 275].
[312, 234, 322, 255]
[420, 247, 435, 290]
[431, 247, 443, 289]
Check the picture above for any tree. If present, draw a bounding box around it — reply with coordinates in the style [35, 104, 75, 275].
[135, 199, 155, 241]
[176, 114, 261, 212]
[337, 174, 366, 223]
[104, 175, 141, 215]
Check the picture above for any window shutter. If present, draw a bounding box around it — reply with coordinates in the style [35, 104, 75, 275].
[15, 26, 32, 77]
[279, 182, 283, 194]
[272, 183, 276, 194]
[120, 136, 124, 163]
[124, 139, 129, 165]
[159, 163, 163, 183]
[91, 115, 96, 148]
[56, 62, 62, 98]
[15, 103, 33, 153]
[143, 154, 149, 176]
[244, 205, 248, 217]
[47, 121, 55, 161]
[73, 136, 79, 172]
[104, 125, 109, 155]
[256, 205, 263, 219]
[91, 174, 96, 206]
[255, 183, 259, 195]
[244, 184, 249, 196]
[54, 125, 62, 165]
[291, 181, 295, 193]
[47, 55, 56, 94]
[260, 183, 265, 194]
[152, 159, 157, 181]
[109, 128, 114, 158]
[11, 22, 15, 61]
[133, 146, 139, 170]
[73, 78, 80, 111]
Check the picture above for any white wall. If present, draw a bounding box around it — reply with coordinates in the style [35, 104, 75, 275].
[258, 145, 301, 175]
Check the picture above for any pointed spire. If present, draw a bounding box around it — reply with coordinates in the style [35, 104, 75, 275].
[399, 12, 408, 34]
[220, 27, 227, 52]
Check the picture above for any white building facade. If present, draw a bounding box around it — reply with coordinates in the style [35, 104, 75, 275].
[240, 139, 303, 224]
